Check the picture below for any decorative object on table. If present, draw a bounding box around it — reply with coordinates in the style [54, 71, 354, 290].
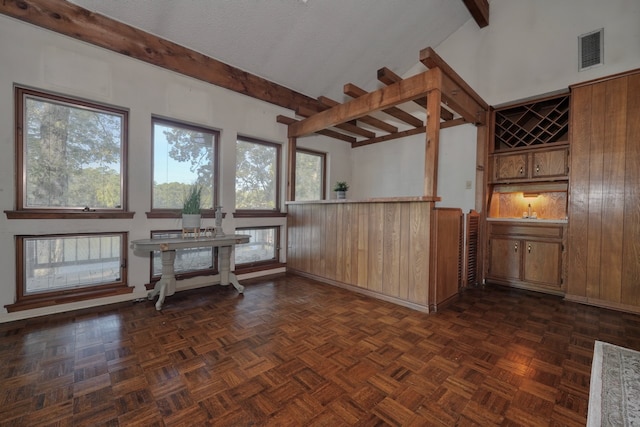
[333, 181, 349, 199]
[587, 340, 640, 426]
[213, 206, 226, 237]
[181, 183, 202, 238]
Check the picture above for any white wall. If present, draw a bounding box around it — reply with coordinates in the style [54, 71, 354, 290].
[351, 0, 640, 213]
[437, 0, 640, 106]
[0, 16, 349, 321]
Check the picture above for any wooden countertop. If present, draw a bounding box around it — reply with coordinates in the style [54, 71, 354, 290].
[285, 196, 440, 205]
[487, 217, 568, 224]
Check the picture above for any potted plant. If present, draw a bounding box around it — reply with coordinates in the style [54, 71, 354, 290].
[333, 181, 349, 199]
[182, 183, 202, 232]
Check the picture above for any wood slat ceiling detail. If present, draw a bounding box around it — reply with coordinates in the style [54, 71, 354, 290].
[279, 47, 488, 149]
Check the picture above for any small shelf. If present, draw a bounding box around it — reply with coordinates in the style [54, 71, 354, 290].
[494, 95, 570, 150]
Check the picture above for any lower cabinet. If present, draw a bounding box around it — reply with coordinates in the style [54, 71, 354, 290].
[486, 221, 565, 295]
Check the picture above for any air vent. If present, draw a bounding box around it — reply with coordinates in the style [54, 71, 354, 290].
[579, 29, 604, 71]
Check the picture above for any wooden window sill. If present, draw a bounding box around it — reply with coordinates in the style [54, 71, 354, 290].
[5, 210, 135, 219]
[5, 285, 134, 313]
[233, 211, 287, 218]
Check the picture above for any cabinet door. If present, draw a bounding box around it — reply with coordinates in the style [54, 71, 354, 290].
[488, 238, 521, 280]
[494, 154, 528, 181]
[531, 147, 568, 179]
[523, 241, 562, 287]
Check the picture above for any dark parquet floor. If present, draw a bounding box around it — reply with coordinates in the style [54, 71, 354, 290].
[1, 274, 640, 426]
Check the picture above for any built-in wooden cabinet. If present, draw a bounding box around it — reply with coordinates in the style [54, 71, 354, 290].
[487, 221, 565, 294]
[566, 69, 640, 314]
[486, 93, 570, 295]
[491, 145, 569, 183]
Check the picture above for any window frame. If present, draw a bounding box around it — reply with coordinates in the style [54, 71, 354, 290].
[234, 136, 283, 218]
[8, 86, 131, 220]
[295, 147, 327, 201]
[148, 116, 220, 219]
[6, 232, 132, 312]
[234, 226, 284, 273]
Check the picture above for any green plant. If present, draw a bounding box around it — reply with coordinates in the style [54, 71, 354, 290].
[182, 183, 202, 214]
[333, 181, 349, 192]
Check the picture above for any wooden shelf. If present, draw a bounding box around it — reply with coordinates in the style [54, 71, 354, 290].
[494, 95, 570, 150]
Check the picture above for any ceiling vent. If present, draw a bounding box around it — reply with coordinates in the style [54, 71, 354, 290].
[579, 29, 604, 71]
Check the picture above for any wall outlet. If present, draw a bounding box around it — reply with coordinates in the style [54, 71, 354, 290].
[465, 180, 472, 189]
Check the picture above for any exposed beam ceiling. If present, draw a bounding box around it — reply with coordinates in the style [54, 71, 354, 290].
[1, 0, 483, 103]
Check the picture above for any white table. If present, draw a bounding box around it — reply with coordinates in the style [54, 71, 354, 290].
[131, 234, 250, 310]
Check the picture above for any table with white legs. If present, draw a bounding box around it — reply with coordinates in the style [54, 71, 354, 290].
[131, 234, 250, 310]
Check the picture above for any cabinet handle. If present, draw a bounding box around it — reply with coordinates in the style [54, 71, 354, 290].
[528, 244, 532, 253]
[519, 166, 524, 175]
[536, 165, 540, 173]
[514, 242, 518, 252]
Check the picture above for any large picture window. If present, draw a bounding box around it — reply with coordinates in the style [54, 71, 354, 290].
[152, 117, 219, 214]
[14, 87, 128, 214]
[295, 148, 326, 201]
[8, 233, 131, 312]
[235, 137, 281, 214]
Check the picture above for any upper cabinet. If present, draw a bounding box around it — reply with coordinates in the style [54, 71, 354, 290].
[490, 93, 570, 184]
[492, 145, 569, 183]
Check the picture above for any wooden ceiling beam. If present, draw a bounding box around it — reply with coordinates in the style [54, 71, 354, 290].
[420, 47, 488, 120]
[0, 0, 322, 113]
[290, 69, 440, 138]
[343, 84, 424, 128]
[318, 96, 398, 134]
[296, 106, 375, 139]
[377, 67, 454, 121]
[462, 0, 489, 28]
[352, 126, 426, 148]
[277, 115, 356, 144]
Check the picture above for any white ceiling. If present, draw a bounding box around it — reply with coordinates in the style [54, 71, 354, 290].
[69, 0, 473, 102]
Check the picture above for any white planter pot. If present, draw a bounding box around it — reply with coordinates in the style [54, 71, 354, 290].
[182, 214, 201, 230]
[336, 191, 346, 199]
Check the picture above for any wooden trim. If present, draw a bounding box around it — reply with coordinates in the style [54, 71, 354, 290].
[232, 211, 287, 218]
[5, 210, 135, 219]
[287, 137, 297, 202]
[0, 0, 322, 113]
[569, 67, 640, 89]
[288, 270, 430, 313]
[5, 285, 134, 312]
[13, 86, 130, 214]
[150, 117, 221, 211]
[8, 231, 131, 312]
[285, 196, 441, 205]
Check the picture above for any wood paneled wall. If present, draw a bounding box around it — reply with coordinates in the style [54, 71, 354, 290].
[287, 201, 463, 312]
[567, 70, 640, 313]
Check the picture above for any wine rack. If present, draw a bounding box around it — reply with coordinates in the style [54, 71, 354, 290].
[494, 94, 569, 150]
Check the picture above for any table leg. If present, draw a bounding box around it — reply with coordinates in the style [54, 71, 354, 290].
[147, 249, 177, 310]
[218, 245, 244, 293]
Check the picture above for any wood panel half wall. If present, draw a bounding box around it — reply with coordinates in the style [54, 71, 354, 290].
[286, 200, 462, 312]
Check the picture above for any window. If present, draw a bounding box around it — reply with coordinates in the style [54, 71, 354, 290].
[235, 137, 281, 214]
[14, 86, 128, 215]
[234, 226, 281, 271]
[8, 233, 131, 312]
[149, 230, 217, 282]
[151, 117, 219, 215]
[295, 148, 326, 201]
